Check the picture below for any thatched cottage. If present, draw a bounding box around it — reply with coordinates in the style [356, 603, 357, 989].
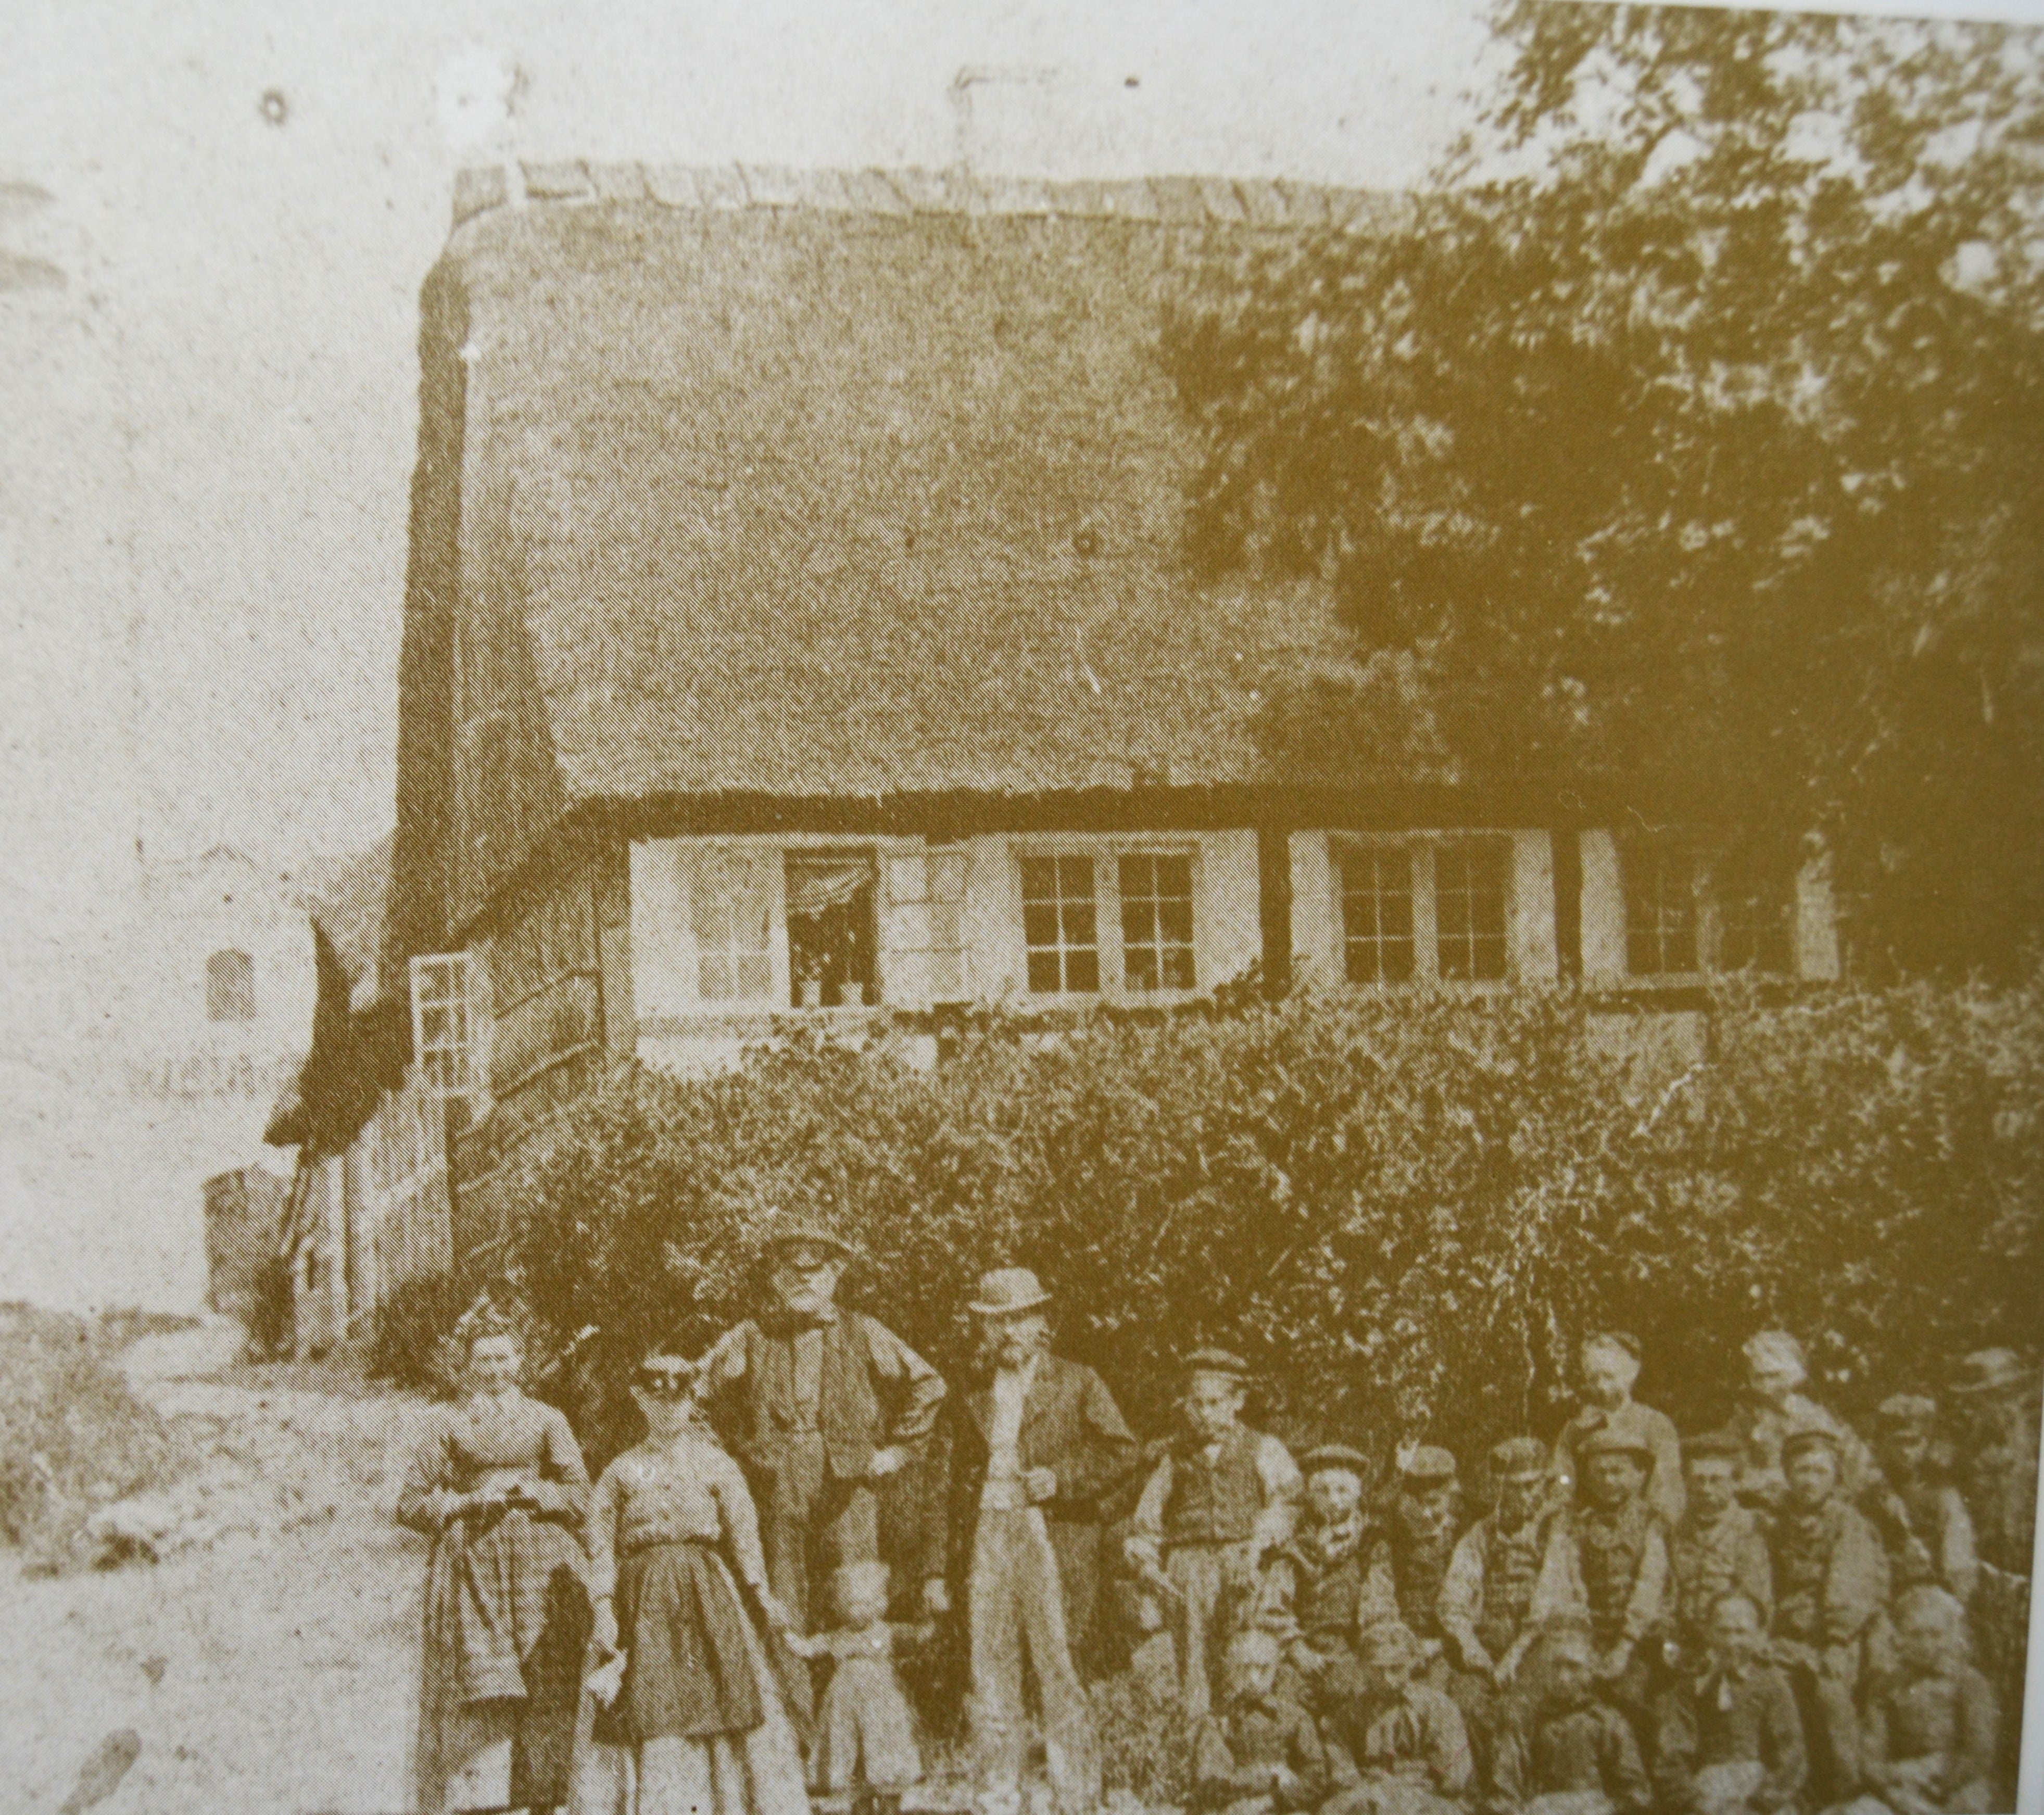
[317, 163, 1841, 1258]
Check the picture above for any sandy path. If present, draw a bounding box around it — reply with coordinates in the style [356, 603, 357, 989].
[1, 1323, 438, 1814]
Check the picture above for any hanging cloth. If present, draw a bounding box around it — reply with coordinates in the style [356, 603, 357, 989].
[785, 858, 874, 920]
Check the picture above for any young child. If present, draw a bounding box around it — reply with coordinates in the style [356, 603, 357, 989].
[1548, 1333, 1685, 1530]
[1192, 1627, 1330, 1815]
[1259, 1444, 1375, 1705]
[783, 1560, 926, 1802]
[1650, 1592, 1806, 1815]
[1485, 1620, 1650, 1815]
[1319, 1618, 1474, 1815]
[1848, 1586, 1998, 1815]
[1127, 1349, 1303, 1716]
[1665, 1433, 1773, 1669]
[1361, 1447, 1465, 1686]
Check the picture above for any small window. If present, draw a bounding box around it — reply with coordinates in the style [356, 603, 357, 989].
[1119, 853, 1196, 993]
[1623, 840, 1698, 976]
[1435, 840, 1509, 982]
[1020, 856, 1100, 995]
[206, 949, 256, 1022]
[1339, 846, 1416, 984]
[786, 852, 877, 1008]
[410, 953, 489, 1106]
[691, 848, 774, 1001]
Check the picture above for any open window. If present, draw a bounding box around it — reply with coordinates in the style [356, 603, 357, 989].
[786, 852, 878, 1008]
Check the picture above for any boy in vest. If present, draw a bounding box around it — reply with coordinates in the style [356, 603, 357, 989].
[1193, 1627, 1331, 1815]
[698, 1222, 947, 1727]
[1258, 1444, 1375, 1707]
[1664, 1432, 1772, 1671]
[1361, 1447, 1465, 1687]
[1526, 1428, 1668, 1721]
[1548, 1332, 1685, 1530]
[1649, 1592, 1805, 1815]
[1439, 1439, 1553, 1783]
[1127, 1349, 1302, 1717]
[1486, 1619, 1651, 1815]
[1848, 1586, 1999, 1815]
[1765, 1426, 1889, 1806]
[1868, 1395, 1978, 1607]
[1320, 1618, 1474, 1815]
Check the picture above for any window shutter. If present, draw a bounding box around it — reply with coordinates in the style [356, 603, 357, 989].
[881, 848, 970, 1008]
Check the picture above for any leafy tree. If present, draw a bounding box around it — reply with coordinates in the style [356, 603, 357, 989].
[1165, 1, 2044, 979]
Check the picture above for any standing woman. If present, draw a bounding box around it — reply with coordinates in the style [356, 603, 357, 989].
[398, 1301, 594, 1814]
[579, 1343, 810, 1815]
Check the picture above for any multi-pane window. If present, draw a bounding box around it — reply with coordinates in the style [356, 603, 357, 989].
[1435, 840, 1509, 982]
[692, 848, 774, 1001]
[1020, 856, 1100, 995]
[1713, 847, 1794, 974]
[410, 953, 489, 1106]
[1119, 853, 1196, 993]
[1338, 846, 1416, 984]
[206, 948, 256, 1022]
[1623, 840, 1698, 976]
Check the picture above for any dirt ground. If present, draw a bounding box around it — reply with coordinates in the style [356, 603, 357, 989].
[1, 1321, 438, 1814]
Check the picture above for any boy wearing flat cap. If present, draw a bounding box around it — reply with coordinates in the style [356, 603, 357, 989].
[1193, 1628, 1332, 1815]
[1728, 1330, 1873, 1512]
[1487, 1618, 1651, 1815]
[1258, 1444, 1376, 1705]
[1319, 1618, 1475, 1815]
[1127, 1349, 1303, 1717]
[1766, 1425, 1890, 1804]
[697, 1221, 947, 1727]
[1439, 1439, 1555, 1779]
[1665, 1432, 1773, 1670]
[1549, 1332, 1685, 1530]
[1526, 1427, 1669, 1720]
[1360, 1447, 1466, 1687]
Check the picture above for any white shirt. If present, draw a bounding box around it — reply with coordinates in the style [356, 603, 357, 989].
[983, 1353, 1041, 1507]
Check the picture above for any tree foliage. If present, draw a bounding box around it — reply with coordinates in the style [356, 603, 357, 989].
[1164, 3, 2044, 978]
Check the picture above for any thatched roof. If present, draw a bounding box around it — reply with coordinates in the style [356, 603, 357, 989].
[392, 163, 1429, 945]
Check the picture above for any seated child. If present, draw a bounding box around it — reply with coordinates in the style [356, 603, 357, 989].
[1841, 1586, 1998, 1815]
[1361, 1447, 1466, 1688]
[1193, 1628, 1330, 1815]
[1486, 1620, 1649, 1815]
[1650, 1592, 1805, 1815]
[1320, 1618, 1475, 1815]
[783, 1560, 926, 1800]
[1260, 1445, 1375, 1705]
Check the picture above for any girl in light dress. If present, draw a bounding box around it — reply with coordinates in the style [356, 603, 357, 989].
[576, 1345, 809, 1815]
[783, 1559, 928, 1800]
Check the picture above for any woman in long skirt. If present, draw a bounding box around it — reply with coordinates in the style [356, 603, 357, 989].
[579, 1344, 809, 1815]
[398, 1303, 593, 1813]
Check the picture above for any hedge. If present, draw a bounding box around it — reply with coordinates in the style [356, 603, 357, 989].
[458, 973, 2040, 1479]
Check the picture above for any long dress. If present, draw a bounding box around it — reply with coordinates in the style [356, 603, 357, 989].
[397, 1390, 594, 1814]
[579, 1426, 809, 1815]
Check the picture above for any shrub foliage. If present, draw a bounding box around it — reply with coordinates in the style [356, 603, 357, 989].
[480, 976, 2041, 1469]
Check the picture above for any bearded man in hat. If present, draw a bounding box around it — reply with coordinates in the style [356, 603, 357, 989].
[926, 1267, 1137, 1815]
[698, 1222, 947, 1726]
[1360, 1446, 1466, 1689]
[1727, 1330, 1872, 1512]
[1665, 1431, 1773, 1669]
[1438, 1438, 1554, 1777]
[1527, 1427, 1669, 1720]
[1127, 1348, 1303, 1717]
[1765, 1425, 1890, 1804]
[1256, 1444, 1376, 1705]
[1549, 1332, 1685, 1529]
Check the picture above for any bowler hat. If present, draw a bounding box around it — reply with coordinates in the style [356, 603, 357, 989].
[1399, 1444, 1458, 1483]
[1302, 1444, 1372, 1479]
[1183, 1348, 1252, 1382]
[1489, 1437, 1550, 1482]
[1951, 1349, 2028, 1397]
[970, 1267, 1053, 1317]
[759, 1220, 857, 1261]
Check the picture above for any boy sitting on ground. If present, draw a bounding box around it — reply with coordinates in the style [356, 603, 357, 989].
[1842, 1586, 1998, 1815]
[1650, 1592, 1806, 1815]
[1260, 1445, 1376, 1707]
[1485, 1619, 1650, 1815]
[1193, 1627, 1331, 1815]
[1320, 1618, 1475, 1815]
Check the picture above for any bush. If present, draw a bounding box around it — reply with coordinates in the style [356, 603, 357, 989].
[0, 1306, 180, 1573]
[486, 976, 2041, 1468]
[368, 1271, 482, 1398]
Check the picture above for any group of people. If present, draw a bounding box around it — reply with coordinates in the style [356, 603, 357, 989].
[392, 1221, 2036, 1815]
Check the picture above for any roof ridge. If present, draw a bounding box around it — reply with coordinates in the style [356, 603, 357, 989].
[450, 160, 1395, 234]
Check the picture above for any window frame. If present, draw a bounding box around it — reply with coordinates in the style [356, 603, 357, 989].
[1008, 835, 1206, 1004]
[1617, 834, 1798, 984]
[408, 950, 493, 1115]
[1328, 832, 1518, 992]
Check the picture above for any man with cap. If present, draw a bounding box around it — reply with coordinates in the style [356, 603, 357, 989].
[1548, 1332, 1685, 1530]
[1360, 1446, 1466, 1688]
[1765, 1425, 1889, 1804]
[1867, 1394, 1978, 1606]
[1319, 1618, 1475, 1815]
[1437, 1438, 1555, 1780]
[927, 1267, 1137, 1815]
[698, 1221, 947, 1727]
[1256, 1443, 1376, 1705]
[1727, 1330, 1873, 1512]
[1127, 1348, 1303, 1718]
[1527, 1427, 1670, 1720]
[1664, 1431, 1773, 1670]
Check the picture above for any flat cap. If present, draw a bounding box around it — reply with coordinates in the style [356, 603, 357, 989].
[1781, 1426, 1844, 1464]
[758, 1220, 857, 1260]
[1302, 1444, 1372, 1478]
[1183, 1348, 1252, 1381]
[1580, 1426, 1655, 1463]
[1489, 1437, 1551, 1482]
[1681, 1430, 1745, 1464]
[1878, 1393, 1938, 1428]
[1399, 1444, 1459, 1483]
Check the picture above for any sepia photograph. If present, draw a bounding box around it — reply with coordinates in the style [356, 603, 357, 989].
[3, 2, 2042, 1811]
